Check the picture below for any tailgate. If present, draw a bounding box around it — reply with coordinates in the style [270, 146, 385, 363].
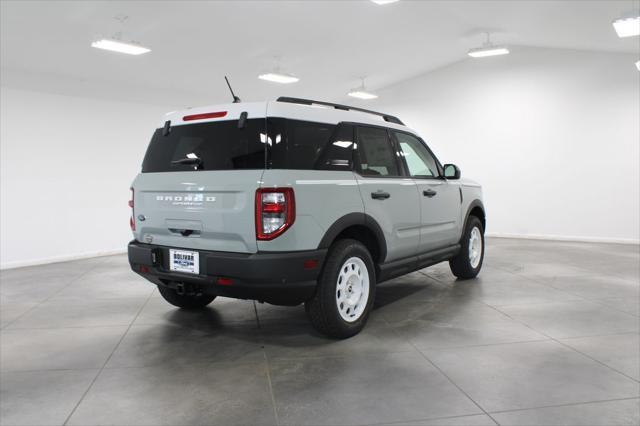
[132, 170, 263, 253]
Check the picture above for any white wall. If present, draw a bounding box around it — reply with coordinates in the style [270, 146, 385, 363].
[0, 88, 170, 268]
[370, 47, 640, 244]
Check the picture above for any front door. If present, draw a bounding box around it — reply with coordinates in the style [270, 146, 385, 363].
[392, 131, 461, 253]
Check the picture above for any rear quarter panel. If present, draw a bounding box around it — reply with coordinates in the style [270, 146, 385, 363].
[257, 170, 364, 252]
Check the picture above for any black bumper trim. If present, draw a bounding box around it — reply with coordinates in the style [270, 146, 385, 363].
[128, 241, 325, 305]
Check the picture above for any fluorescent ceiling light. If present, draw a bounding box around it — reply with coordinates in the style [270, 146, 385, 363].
[371, 0, 400, 4]
[258, 72, 299, 84]
[636, 60, 640, 71]
[347, 90, 378, 100]
[91, 39, 151, 55]
[612, 16, 640, 38]
[468, 45, 509, 58]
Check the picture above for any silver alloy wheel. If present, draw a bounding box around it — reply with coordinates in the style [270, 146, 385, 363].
[335, 257, 370, 322]
[468, 226, 483, 269]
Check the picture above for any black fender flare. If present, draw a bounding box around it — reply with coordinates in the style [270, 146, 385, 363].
[462, 199, 486, 236]
[317, 213, 387, 263]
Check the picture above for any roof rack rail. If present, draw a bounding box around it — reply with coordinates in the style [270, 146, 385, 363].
[276, 97, 404, 125]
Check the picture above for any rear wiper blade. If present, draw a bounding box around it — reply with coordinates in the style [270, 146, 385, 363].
[171, 157, 202, 166]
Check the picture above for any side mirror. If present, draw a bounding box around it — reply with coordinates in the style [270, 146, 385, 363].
[443, 164, 461, 179]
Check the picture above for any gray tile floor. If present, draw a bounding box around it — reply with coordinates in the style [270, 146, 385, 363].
[1, 238, 639, 426]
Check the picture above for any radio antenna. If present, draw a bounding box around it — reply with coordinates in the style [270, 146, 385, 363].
[224, 76, 241, 103]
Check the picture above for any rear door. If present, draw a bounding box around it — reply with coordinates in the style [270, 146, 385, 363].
[392, 131, 461, 252]
[131, 105, 267, 254]
[353, 125, 421, 262]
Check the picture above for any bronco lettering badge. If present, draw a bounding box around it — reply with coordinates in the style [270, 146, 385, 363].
[155, 194, 216, 206]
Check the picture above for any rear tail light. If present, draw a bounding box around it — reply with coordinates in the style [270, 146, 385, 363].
[255, 188, 295, 240]
[129, 188, 135, 231]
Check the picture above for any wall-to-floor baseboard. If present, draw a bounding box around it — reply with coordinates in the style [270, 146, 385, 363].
[0, 249, 127, 270]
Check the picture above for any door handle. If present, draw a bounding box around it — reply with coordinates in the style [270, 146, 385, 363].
[423, 189, 437, 198]
[371, 191, 391, 200]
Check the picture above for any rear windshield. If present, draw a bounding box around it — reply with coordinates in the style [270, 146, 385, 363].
[141, 119, 266, 172]
[141, 117, 355, 173]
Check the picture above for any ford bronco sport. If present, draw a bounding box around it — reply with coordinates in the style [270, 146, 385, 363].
[128, 97, 485, 338]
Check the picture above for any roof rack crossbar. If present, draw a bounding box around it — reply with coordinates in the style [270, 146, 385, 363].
[276, 97, 404, 125]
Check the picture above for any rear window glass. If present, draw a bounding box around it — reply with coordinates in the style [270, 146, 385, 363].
[267, 118, 354, 170]
[141, 119, 266, 173]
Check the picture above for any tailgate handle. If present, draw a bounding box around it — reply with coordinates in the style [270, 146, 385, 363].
[169, 228, 201, 237]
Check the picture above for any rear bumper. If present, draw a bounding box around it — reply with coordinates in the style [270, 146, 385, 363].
[128, 241, 325, 305]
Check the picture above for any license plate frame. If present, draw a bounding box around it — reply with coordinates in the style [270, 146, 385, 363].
[169, 249, 200, 274]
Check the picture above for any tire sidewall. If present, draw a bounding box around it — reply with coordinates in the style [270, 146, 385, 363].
[464, 217, 485, 274]
[320, 241, 376, 334]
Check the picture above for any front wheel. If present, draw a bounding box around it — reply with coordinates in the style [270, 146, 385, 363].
[305, 239, 376, 339]
[449, 216, 485, 279]
[157, 285, 216, 309]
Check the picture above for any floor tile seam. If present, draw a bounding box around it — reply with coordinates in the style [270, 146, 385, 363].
[484, 396, 640, 416]
[61, 289, 155, 426]
[2, 260, 106, 329]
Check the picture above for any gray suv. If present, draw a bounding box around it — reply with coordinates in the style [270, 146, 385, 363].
[128, 97, 485, 338]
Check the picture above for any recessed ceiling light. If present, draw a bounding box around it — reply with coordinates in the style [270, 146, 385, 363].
[258, 72, 299, 84]
[468, 33, 509, 58]
[347, 78, 378, 100]
[612, 15, 640, 38]
[371, 0, 400, 4]
[91, 39, 151, 55]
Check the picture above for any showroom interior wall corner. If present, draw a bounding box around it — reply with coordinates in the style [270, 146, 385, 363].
[369, 47, 640, 244]
[0, 87, 171, 269]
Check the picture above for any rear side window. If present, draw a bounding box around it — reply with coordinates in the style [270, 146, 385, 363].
[355, 126, 400, 177]
[141, 119, 266, 173]
[267, 118, 342, 170]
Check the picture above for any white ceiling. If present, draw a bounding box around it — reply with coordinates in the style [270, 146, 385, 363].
[1, 0, 638, 107]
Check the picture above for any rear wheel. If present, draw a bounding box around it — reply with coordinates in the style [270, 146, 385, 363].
[157, 285, 216, 309]
[449, 216, 484, 279]
[305, 239, 375, 339]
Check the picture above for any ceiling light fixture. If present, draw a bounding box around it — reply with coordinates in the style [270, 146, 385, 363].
[91, 39, 151, 55]
[371, 0, 400, 5]
[258, 72, 299, 84]
[258, 59, 299, 84]
[468, 32, 510, 58]
[347, 78, 378, 100]
[612, 13, 640, 38]
[91, 15, 151, 55]
[636, 60, 640, 71]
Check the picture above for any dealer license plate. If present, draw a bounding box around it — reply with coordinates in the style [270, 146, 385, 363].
[169, 249, 200, 274]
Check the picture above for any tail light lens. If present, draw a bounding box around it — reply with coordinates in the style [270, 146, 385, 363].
[255, 188, 295, 240]
[129, 188, 135, 231]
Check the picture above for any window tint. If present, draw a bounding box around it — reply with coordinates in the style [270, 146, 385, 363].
[394, 132, 440, 178]
[356, 126, 399, 176]
[267, 119, 341, 170]
[315, 124, 355, 170]
[141, 119, 265, 173]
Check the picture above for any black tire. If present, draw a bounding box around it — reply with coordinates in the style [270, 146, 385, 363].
[449, 216, 485, 279]
[157, 285, 216, 309]
[305, 239, 376, 339]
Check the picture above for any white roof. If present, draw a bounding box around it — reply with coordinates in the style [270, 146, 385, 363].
[159, 99, 418, 135]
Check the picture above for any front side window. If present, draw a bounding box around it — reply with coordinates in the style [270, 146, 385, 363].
[355, 126, 400, 177]
[394, 132, 440, 178]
